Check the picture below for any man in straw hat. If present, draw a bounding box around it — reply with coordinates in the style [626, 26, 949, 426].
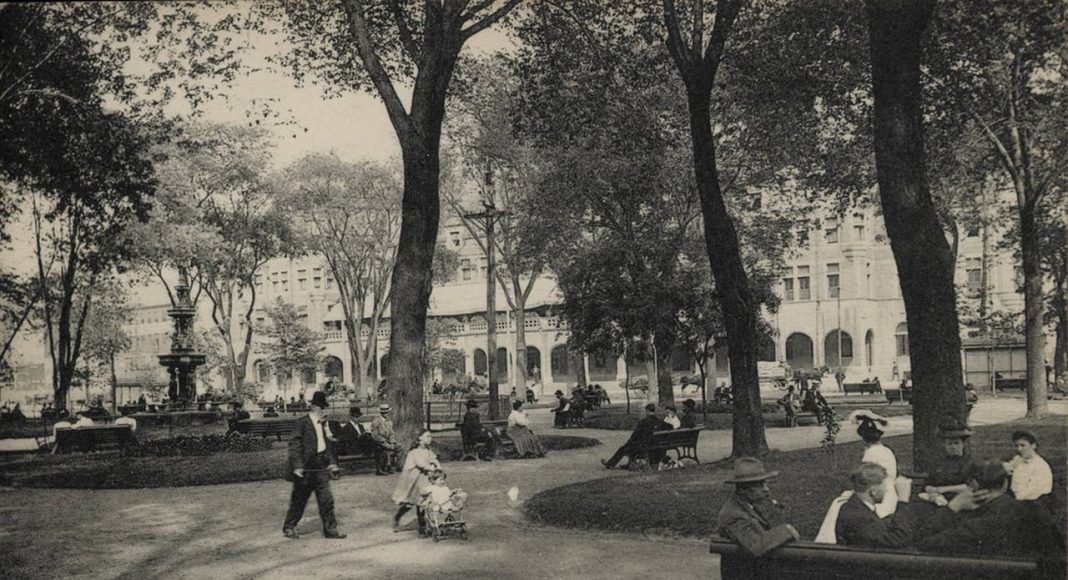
[716, 457, 799, 556]
[370, 403, 400, 475]
[282, 391, 345, 540]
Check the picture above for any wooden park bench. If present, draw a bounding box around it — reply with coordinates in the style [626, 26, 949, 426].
[709, 536, 1063, 580]
[231, 418, 297, 441]
[53, 425, 135, 454]
[648, 426, 704, 463]
[995, 376, 1027, 391]
[842, 381, 882, 395]
[456, 419, 509, 460]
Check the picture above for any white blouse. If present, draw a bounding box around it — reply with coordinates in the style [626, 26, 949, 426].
[508, 409, 530, 427]
[862, 442, 899, 517]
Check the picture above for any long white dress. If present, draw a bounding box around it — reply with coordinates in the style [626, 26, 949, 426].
[862, 442, 898, 517]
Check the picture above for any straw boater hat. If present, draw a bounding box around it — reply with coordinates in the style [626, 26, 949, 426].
[726, 457, 780, 484]
[849, 410, 889, 431]
[378, 403, 391, 414]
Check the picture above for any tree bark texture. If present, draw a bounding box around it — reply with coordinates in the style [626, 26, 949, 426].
[655, 336, 676, 407]
[685, 87, 768, 457]
[866, 0, 966, 471]
[1018, 203, 1048, 416]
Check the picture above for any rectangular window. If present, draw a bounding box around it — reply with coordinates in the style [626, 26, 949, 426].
[325, 277, 333, 289]
[783, 278, 795, 301]
[896, 335, 909, 357]
[281, 279, 288, 291]
[797, 266, 811, 300]
[853, 213, 865, 241]
[966, 225, 980, 238]
[450, 231, 461, 247]
[825, 217, 839, 244]
[966, 257, 982, 290]
[827, 263, 840, 299]
[298, 278, 306, 290]
[313, 277, 322, 289]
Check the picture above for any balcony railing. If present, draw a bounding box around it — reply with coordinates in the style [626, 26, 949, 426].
[320, 317, 567, 343]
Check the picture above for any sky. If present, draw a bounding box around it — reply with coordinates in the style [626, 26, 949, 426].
[1, 6, 515, 285]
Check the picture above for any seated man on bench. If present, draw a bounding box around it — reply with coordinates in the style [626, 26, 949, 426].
[601, 403, 667, 469]
[717, 457, 800, 556]
[369, 404, 401, 475]
[460, 399, 497, 461]
[333, 406, 375, 457]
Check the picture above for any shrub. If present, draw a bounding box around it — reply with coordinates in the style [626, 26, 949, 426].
[124, 433, 273, 457]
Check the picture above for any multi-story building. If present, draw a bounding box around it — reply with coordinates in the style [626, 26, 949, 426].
[4, 209, 1042, 408]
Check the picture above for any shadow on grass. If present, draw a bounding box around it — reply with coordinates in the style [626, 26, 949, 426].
[525, 416, 1065, 540]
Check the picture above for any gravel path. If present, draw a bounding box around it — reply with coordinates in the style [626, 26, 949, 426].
[0, 398, 1059, 580]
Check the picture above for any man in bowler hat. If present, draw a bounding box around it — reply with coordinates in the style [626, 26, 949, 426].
[283, 391, 345, 539]
[717, 457, 799, 556]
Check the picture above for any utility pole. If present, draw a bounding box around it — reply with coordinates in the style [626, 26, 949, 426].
[464, 172, 511, 420]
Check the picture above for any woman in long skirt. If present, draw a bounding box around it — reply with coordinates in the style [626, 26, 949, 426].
[507, 400, 546, 458]
[392, 430, 441, 533]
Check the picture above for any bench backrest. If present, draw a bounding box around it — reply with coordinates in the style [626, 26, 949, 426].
[54, 425, 134, 452]
[238, 419, 296, 433]
[709, 538, 1054, 580]
[653, 427, 701, 445]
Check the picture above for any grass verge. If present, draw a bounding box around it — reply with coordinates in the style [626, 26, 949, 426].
[524, 416, 1064, 540]
[0, 433, 599, 489]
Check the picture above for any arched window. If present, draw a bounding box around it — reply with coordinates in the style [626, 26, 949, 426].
[323, 356, 344, 383]
[895, 323, 909, 357]
[864, 329, 875, 367]
[255, 360, 270, 384]
[473, 348, 487, 376]
[497, 347, 509, 379]
[550, 345, 570, 380]
[785, 333, 814, 369]
[824, 330, 854, 368]
[526, 347, 542, 375]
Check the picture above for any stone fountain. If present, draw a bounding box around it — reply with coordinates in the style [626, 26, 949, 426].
[158, 268, 207, 403]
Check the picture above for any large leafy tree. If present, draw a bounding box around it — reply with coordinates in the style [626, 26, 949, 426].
[249, 0, 523, 444]
[924, 0, 1068, 416]
[260, 299, 323, 401]
[275, 154, 401, 398]
[81, 278, 133, 414]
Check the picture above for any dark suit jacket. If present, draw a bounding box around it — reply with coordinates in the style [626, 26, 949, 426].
[287, 415, 337, 480]
[919, 494, 1062, 558]
[680, 409, 699, 429]
[461, 410, 485, 440]
[334, 419, 374, 455]
[717, 494, 796, 556]
[835, 494, 914, 549]
[627, 414, 668, 449]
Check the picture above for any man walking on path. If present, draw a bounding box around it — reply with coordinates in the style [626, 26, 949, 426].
[283, 391, 345, 540]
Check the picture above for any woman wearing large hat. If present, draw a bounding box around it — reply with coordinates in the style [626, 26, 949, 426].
[850, 410, 899, 517]
[716, 457, 799, 556]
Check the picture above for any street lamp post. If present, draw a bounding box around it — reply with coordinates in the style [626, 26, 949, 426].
[464, 173, 511, 420]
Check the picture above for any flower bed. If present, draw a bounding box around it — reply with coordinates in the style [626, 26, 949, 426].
[124, 433, 273, 457]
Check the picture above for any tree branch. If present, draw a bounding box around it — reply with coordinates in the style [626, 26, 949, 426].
[388, 0, 421, 62]
[663, 0, 691, 72]
[461, 0, 521, 42]
[342, 0, 413, 138]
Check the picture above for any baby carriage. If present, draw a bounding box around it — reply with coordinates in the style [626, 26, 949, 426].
[421, 488, 469, 542]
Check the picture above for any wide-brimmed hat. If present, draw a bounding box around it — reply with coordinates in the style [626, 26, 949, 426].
[465, 399, 480, 408]
[378, 403, 391, 413]
[309, 391, 329, 409]
[849, 410, 888, 433]
[726, 457, 780, 484]
[939, 427, 973, 439]
[938, 419, 972, 439]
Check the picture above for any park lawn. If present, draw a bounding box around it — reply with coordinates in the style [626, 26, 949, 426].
[581, 401, 913, 431]
[524, 416, 1065, 540]
[0, 434, 599, 489]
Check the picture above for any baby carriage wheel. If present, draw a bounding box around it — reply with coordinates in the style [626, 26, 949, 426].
[460, 529, 469, 540]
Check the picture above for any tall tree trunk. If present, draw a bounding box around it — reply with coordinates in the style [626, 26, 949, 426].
[513, 304, 528, 391]
[109, 352, 118, 414]
[684, 86, 768, 457]
[344, 317, 365, 398]
[867, 0, 966, 471]
[1018, 202, 1048, 416]
[386, 136, 442, 447]
[1056, 248, 1067, 384]
[655, 336, 675, 407]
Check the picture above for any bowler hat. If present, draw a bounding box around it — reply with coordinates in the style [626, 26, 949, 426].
[726, 457, 780, 484]
[379, 403, 391, 413]
[349, 406, 362, 417]
[309, 391, 329, 409]
[465, 399, 480, 408]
